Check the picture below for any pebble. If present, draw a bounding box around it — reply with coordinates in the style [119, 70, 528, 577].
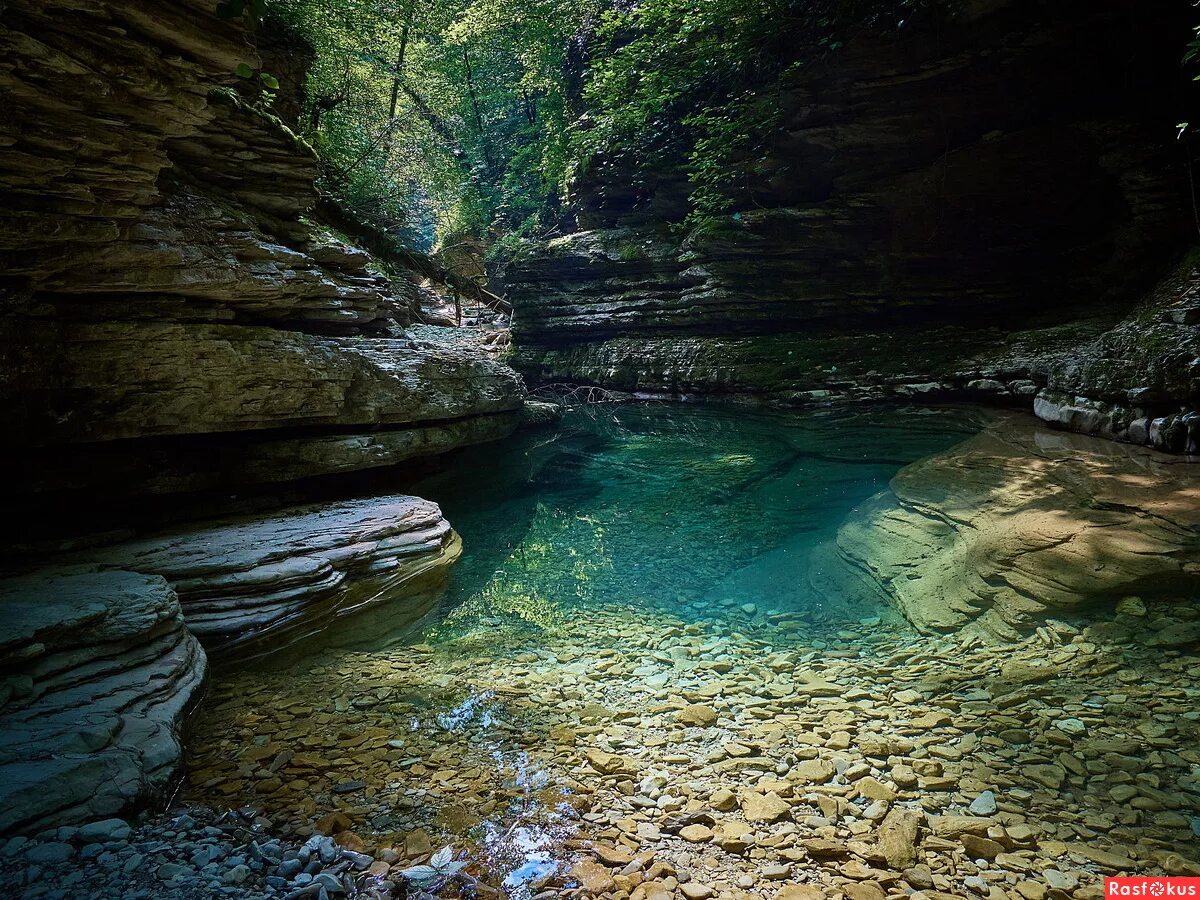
[677, 704, 718, 727]
[968, 790, 997, 815]
[154, 590, 1200, 900]
[8, 806, 394, 899]
[77, 819, 131, 844]
[25, 843, 74, 865]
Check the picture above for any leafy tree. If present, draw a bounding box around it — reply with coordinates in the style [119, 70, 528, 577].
[229, 0, 941, 253]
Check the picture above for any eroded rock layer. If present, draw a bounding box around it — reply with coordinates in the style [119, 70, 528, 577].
[82, 496, 462, 660]
[0, 569, 206, 833]
[0, 0, 525, 504]
[832, 414, 1200, 639]
[509, 1, 1197, 450]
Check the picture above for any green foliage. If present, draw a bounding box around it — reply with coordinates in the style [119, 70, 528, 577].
[266, 0, 595, 252]
[576, 0, 937, 231]
[242, 0, 937, 251]
[217, 0, 268, 21]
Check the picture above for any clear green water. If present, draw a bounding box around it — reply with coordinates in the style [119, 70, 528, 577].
[186, 404, 1199, 892]
[342, 403, 983, 650]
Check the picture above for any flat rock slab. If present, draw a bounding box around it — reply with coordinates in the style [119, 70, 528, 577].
[0, 568, 206, 834]
[81, 494, 461, 660]
[834, 413, 1200, 638]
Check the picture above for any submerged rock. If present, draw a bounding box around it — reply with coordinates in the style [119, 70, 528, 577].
[0, 569, 205, 833]
[834, 413, 1200, 638]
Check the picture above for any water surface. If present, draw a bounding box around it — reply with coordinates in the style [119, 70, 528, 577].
[185, 405, 981, 862]
[347, 403, 982, 649]
[183, 405, 1200, 896]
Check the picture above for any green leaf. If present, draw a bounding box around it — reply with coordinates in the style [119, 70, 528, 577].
[259, 72, 280, 89]
[234, 62, 254, 79]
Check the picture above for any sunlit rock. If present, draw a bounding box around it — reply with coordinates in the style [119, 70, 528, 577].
[835, 414, 1200, 638]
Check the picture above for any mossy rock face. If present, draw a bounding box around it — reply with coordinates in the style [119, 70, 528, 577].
[0, 0, 530, 501]
[507, 2, 1193, 442]
[1044, 256, 1200, 407]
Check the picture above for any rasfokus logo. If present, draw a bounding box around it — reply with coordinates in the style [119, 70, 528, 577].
[1107, 879, 1200, 897]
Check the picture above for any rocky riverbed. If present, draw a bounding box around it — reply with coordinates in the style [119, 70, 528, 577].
[173, 588, 1200, 900]
[6, 805, 404, 899]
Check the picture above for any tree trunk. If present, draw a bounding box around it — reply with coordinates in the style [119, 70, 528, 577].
[382, 9, 413, 157]
[462, 48, 496, 173]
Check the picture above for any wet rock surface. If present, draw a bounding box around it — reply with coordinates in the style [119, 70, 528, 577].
[1033, 254, 1200, 453]
[0, 569, 205, 834]
[512, 253, 1200, 455]
[834, 414, 1200, 638]
[6, 806, 404, 900]
[181, 593, 1200, 900]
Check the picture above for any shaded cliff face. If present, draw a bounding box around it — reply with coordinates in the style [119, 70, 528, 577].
[0, 0, 525, 514]
[509, 0, 1197, 447]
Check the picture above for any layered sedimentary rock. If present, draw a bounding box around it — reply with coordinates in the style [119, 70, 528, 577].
[1033, 254, 1200, 452]
[81, 496, 461, 659]
[0, 569, 206, 833]
[833, 415, 1200, 639]
[0, 492, 463, 833]
[0, 0, 524, 505]
[509, 0, 1197, 448]
[10, 325, 523, 446]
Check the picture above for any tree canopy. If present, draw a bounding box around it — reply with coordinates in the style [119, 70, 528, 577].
[243, 0, 937, 256]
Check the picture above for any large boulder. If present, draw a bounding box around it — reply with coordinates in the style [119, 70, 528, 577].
[833, 414, 1200, 639]
[0, 569, 206, 834]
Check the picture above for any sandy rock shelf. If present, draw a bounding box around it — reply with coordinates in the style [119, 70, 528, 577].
[834, 413, 1200, 640]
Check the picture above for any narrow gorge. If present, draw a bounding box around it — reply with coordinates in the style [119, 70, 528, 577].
[1, 1, 1199, 900]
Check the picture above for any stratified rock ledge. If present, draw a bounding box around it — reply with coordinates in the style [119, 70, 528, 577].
[83, 495, 462, 660]
[832, 413, 1200, 639]
[0, 569, 206, 834]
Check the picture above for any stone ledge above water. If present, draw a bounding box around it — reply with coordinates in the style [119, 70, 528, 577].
[0, 492, 467, 834]
[78, 495, 463, 661]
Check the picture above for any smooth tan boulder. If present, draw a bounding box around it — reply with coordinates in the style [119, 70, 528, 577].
[834, 414, 1200, 638]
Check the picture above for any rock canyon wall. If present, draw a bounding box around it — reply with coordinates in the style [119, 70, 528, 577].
[509, 0, 1199, 452]
[0, 0, 525, 831]
[0, 0, 526, 513]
